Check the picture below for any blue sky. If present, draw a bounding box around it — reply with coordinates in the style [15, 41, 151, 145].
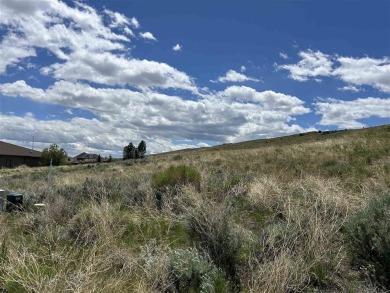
[0, 0, 389, 156]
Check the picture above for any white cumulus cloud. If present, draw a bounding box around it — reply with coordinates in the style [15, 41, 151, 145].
[0, 80, 313, 154]
[104, 9, 131, 28]
[277, 50, 333, 81]
[0, 0, 195, 92]
[173, 44, 182, 52]
[278, 50, 390, 93]
[337, 85, 362, 93]
[130, 17, 140, 29]
[123, 26, 135, 36]
[333, 56, 390, 93]
[41, 51, 197, 91]
[0, 0, 129, 74]
[279, 52, 288, 59]
[212, 70, 260, 83]
[315, 97, 390, 129]
[140, 32, 157, 41]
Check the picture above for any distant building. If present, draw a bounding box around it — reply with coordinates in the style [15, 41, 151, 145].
[0, 141, 42, 168]
[74, 152, 99, 161]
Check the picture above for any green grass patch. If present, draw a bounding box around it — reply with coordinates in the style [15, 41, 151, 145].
[231, 196, 271, 231]
[151, 165, 201, 190]
[321, 159, 350, 177]
[121, 214, 191, 249]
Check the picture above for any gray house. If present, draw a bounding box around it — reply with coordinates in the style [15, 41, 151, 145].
[0, 141, 41, 168]
[74, 152, 99, 161]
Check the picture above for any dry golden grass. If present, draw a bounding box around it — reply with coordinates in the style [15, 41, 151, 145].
[0, 125, 389, 292]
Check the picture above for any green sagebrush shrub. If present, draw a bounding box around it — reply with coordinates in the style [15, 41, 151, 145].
[167, 248, 228, 293]
[344, 193, 390, 288]
[142, 243, 228, 293]
[151, 165, 201, 190]
[187, 205, 241, 291]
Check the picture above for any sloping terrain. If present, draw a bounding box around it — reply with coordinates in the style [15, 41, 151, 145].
[0, 125, 389, 292]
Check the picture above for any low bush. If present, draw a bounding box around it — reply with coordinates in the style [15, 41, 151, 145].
[344, 192, 390, 288]
[187, 204, 241, 291]
[169, 248, 229, 292]
[142, 243, 229, 293]
[151, 165, 201, 190]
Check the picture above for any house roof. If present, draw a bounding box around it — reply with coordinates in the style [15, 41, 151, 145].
[0, 141, 42, 158]
[75, 152, 99, 159]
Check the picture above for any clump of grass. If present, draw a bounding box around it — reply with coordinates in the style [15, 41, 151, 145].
[204, 168, 251, 196]
[67, 201, 120, 245]
[82, 177, 123, 203]
[246, 176, 349, 292]
[151, 165, 201, 190]
[344, 192, 390, 288]
[1, 238, 137, 293]
[151, 165, 201, 210]
[68, 207, 98, 245]
[121, 187, 148, 209]
[321, 159, 349, 177]
[120, 212, 191, 249]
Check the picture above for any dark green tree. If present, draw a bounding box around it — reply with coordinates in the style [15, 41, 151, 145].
[124, 141, 146, 160]
[138, 140, 146, 158]
[123, 145, 128, 160]
[97, 154, 101, 163]
[128, 143, 135, 159]
[40, 144, 68, 166]
[123, 143, 136, 160]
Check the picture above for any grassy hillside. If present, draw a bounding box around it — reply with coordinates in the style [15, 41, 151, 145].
[0, 125, 389, 292]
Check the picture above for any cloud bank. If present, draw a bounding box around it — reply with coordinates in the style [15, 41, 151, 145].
[315, 97, 390, 129]
[0, 80, 312, 154]
[278, 50, 390, 93]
